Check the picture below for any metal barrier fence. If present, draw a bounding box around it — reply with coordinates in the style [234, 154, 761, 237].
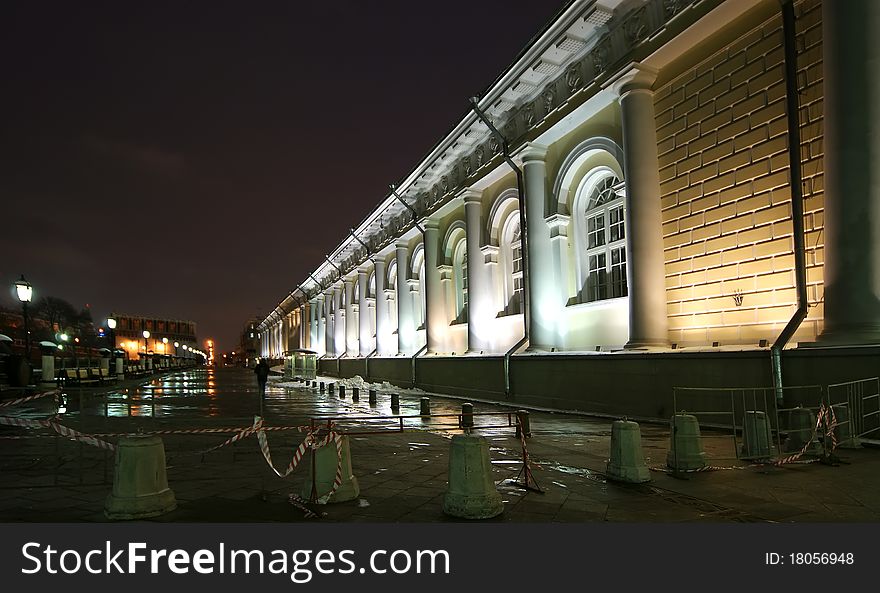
[826, 377, 880, 442]
[671, 378, 879, 467]
[672, 384, 825, 465]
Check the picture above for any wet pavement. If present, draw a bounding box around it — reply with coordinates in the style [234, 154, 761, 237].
[1, 367, 880, 522]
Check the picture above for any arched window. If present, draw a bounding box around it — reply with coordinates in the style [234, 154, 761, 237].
[453, 239, 468, 322]
[579, 171, 627, 302]
[387, 260, 398, 329]
[368, 271, 376, 298]
[353, 279, 359, 303]
[410, 246, 426, 330]
[501, 214, 524, 315]
[388, 260, 397, 290]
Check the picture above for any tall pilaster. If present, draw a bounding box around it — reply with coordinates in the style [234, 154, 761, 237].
[520, 143, 558, 351]
[358, 266, 372, 356]
[374, 258, 392, 355]
[616, 66, 669, 348]
[310, 299, 320, 353]
[332, 284, 344, 356]
[323, 290, 333, 356]
[819, 0, 880, 344]
[463, 190, 491, 353]
[396, 240, 415, 355]
[344, 277, 356, 356]
[424, 220, 444, 353]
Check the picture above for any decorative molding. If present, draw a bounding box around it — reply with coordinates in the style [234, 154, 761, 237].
[546, 213, 571, 239]
[481, 244, 500, 264]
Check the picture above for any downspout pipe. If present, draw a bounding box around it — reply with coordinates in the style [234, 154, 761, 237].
[470, 97, 530, 399]
[771, 0, 808, 404]
[364, 348, 377, 382]
[390, 185, 428, 388]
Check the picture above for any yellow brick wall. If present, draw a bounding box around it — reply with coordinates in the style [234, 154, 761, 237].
[655, 0, 824, 347]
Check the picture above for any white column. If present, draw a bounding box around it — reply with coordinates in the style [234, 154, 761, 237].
[333, 284, 344, 356]
[617, 67, 669, 348]
[463, 190, 491, 353]
[819, 0, 880, 344]
[344, 277, 356, 356]
[309, 299, 319, 352]
[396, 240, 415, 355]
[521, 143, 558, 351]
[424, 220, 444, 353]
[358, 266, 372, 356]
[374, 257, 392, 355]
[319, 293, 329, 356]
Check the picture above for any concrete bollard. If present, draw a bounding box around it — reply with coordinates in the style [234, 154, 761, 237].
[368, 389, 377, 405]
[831, 404, 861, 449]
[391, 393, 399, 409]
[515, 410, 530, 437]
[115, 357, 124, 379]
[328, 383, 335, 394]
[666, 414, 707, 471]
[461, 403, 474, 428]
[39, 345, 56, 385]
[784, 407, 820, 454]
[741, 410, 775, 459]
[320, 382, 325, 393]
[105, 436, 177, 520]
[352, 387, 359, 402]
[301, 435, 360, 503]
[606, 420, 651, 483]
[443, 433, 503, 519]
[420, 397, 430, 416]
[339, 385, 345, 399]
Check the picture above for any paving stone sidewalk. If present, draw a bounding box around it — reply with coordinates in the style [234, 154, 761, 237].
[1, 367, 879, 522]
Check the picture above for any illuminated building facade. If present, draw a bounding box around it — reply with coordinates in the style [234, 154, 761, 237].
[255, 0, 880, 416]
[110, 313, 198, 359]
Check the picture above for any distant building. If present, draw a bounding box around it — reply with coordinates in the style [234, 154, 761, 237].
[238, 320, 260, 367]
[110, 313, 197, 359]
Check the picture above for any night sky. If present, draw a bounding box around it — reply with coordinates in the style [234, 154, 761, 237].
[1, 1, 565, 351]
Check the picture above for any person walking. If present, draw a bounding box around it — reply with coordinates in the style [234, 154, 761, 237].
[254, 358, 270, 398]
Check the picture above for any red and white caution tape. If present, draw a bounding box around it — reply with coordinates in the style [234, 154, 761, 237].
[313, 431, 343, 505]
[256, 418, 316, 478]
[0, 415, 115, 451]
[0, 390, 59, 408]
[201, 416, 264, 454]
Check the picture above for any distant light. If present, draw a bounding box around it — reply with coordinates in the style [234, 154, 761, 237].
[57, 344, 63, 350]
[162, 337, 168, 344]
[107, 318, 117, 330]
[60, 334, 69, 342]
[174, 341, 180, 348]
[143, 330, 150, 339]
[74, 337, 80, 343]
[15, 275, 33, 303]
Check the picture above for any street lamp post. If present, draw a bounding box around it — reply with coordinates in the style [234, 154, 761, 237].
[142, 330, 151, 371]
[107, 317, 117, 352]
[14, 275, 33, 360]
